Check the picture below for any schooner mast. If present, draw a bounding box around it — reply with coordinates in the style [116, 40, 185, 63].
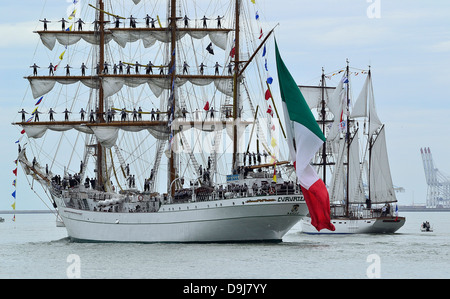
[345, 59, 351, 217]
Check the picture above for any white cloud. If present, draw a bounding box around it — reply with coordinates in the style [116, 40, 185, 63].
[0, 21, 39, 48]
[429, 41, 450, 53]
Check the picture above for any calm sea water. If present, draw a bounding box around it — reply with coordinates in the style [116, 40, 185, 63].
[0, 211, 449, 279]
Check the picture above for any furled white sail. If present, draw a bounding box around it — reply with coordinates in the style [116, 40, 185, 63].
[28, 76, 233, 99]
[90, 126, 119, 148]
[37, 32, 114, 51]
[369, 126, 397, 203]
[37, 30, 229, 51]
[28, 77, 100, 99]
[21, 123, 172, 142]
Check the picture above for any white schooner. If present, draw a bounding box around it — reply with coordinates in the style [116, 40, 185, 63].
[300, 63, 406, 234]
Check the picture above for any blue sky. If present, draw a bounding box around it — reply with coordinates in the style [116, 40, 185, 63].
[1, 0, 450, 210]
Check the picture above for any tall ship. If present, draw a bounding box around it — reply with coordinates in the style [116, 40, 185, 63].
[300, 63, 406, 234]
[14, 0, 308, 242]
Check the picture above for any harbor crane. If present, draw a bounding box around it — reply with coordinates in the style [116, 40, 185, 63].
[420, 147, 450, 208]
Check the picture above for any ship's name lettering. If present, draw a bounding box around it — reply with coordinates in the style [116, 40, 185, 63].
[277, 196, 302, 202]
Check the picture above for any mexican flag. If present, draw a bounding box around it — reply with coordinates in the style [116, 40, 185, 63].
[275, 40, 335, 232]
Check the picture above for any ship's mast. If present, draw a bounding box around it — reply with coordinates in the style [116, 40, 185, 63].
[320, 68, 327, 183]
[367, 67, 372, 205]
[345, 59, 350, 217]
[97, 0, 106, 190]
[232, 0, 241, 170]
[169, 0, 177, 196]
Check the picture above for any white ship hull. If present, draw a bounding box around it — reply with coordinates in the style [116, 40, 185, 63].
[54, 195, 307, 243]
[300, 216, 405, 235]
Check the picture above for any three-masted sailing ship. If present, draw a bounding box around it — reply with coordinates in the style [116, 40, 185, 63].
[300, 63, 405, 234]
[14, 0, 307, 242]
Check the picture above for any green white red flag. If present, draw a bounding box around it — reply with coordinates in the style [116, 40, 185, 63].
[275, 40, 335, 232]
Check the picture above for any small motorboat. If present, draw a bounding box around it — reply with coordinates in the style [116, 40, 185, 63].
[421, 221, 433, 232]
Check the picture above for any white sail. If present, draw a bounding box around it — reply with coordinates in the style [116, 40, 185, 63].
[298, 85, 336, 110]
[326, 76, 346, 142]
[350, 73, 370, 118]
[37, 30, 229, 51]
[329, 137, 346, 204]
[37, 32, 114, 51]
[22, 123, 171, 141]
[28, 76, 233, 99]
[350, 72, 382, 137]
[348, 130, 366, 204]
[369, 126, 397, 203]
[28, 77, 100, 99]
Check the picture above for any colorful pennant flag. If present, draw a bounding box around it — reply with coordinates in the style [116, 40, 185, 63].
[59, 50, 66, 61]
[271, 137, 277, 148]
[266, 105, 273, 117]
[206, 43, 214, 55]
[230, 47, 236, 58]
[273, 166, 277, 182]
[35, 96, 43, 105]
[265, 89, 272, 100]
[203, 101, 210, 111]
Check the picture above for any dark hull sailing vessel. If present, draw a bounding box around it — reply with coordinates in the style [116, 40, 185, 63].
[14, 0, 311, 242]
[300, 63, 405, 234]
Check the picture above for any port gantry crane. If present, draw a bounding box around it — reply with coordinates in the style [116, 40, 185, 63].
[420, 147, 450, 208]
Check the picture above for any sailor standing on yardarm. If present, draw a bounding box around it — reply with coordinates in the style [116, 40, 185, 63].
[18, 109, 28, 122]
[79, 108, 86, 121]
[58, 18, 68, 31]
[39, 18, 50, 30]
[49, 108, 56, 121]
[30, 63, 40, 76]
[76, 18, 85, 31]
[48, 63, 55, 75]
[63, 108, 71, 121]
[81, 63, 88, 76]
